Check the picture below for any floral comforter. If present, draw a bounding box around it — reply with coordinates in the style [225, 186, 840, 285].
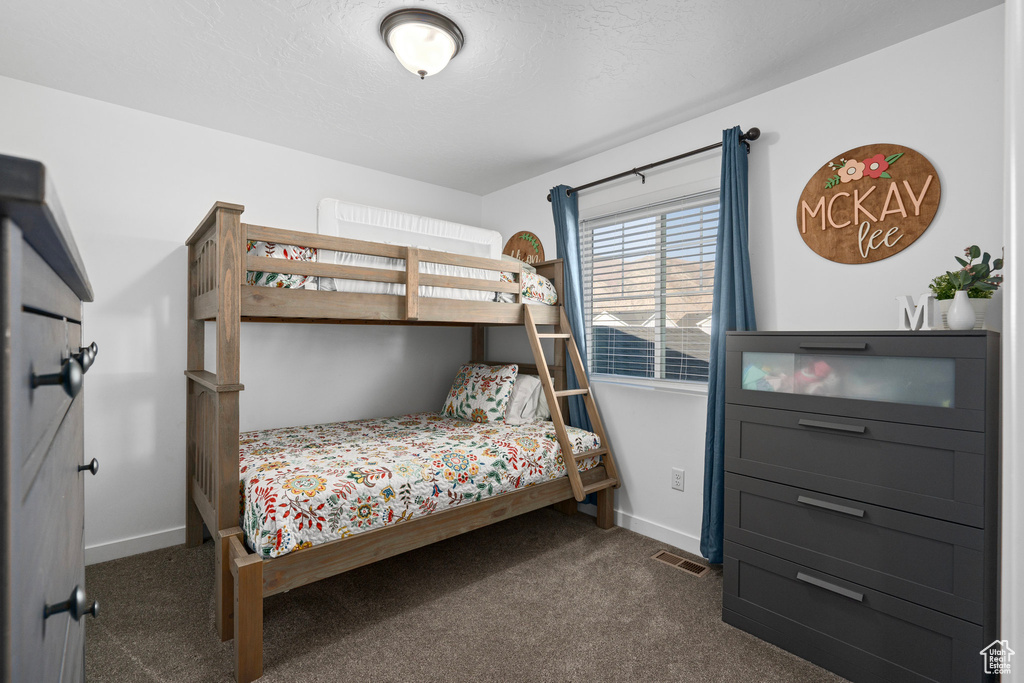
[239, 413, 600, 558]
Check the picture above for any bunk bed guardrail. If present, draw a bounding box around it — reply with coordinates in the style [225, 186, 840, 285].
[186, 201, 561, 326]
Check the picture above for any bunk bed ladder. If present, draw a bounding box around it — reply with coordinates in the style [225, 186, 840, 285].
[524, 306, 620, 502]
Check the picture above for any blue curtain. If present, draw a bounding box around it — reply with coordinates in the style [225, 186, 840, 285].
[550, 185, 593, 432]
[699, 127, 756, 564]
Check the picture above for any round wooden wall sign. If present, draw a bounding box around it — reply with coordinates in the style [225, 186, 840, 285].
[796, 144, 940, 264]
[502, 231, 545, 265]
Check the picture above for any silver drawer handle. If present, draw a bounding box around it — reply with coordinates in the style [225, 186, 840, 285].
[44, 585, 99, 621]
[31, 357, 83, 399]
[798, 342, 868, 350]
[797, 418, 866, 434]
[796, 572, 864, 602]
[797, 495, 865, 518]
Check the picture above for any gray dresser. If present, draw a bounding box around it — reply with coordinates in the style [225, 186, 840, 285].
[1, 154, 98, 682]
[722, 331, 999, 683]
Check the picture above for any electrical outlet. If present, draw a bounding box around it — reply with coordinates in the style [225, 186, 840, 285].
[671, 468, 685, 492]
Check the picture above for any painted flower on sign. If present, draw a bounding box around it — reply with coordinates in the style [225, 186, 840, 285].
[837, 159, 865, 183]
[862, 153, 890, 179]
[825, 152, 904, 188]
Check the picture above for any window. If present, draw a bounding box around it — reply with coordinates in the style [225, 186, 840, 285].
[581, 190, 719, 383]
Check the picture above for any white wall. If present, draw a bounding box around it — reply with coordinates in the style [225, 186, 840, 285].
[1001, 0, 1022, 656]
[0, 75, 484, 563]
[482, 7, 1007, 556]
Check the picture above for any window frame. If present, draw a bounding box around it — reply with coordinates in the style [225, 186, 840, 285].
[580, 189, 720, 389]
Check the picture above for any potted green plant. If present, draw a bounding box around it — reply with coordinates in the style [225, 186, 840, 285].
[928, 272, 991, 329]
[932, 245, 1003, 330]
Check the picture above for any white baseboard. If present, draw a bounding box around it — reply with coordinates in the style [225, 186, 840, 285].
[85, 526, 186, 566]
[86, 507, 704, 566]
[577, 504, 703, 558]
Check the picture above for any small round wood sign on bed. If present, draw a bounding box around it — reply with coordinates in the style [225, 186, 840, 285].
[503, 231, 545, 264]
[796, 144, 940, 263]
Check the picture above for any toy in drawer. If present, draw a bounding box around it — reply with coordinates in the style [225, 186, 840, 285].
[740, 351, 955, 405]
[725, 333, 993, 431]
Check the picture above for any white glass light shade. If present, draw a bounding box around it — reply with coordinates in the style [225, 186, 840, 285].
[387, 22, 456, 78]
[380, 9, 464, 80]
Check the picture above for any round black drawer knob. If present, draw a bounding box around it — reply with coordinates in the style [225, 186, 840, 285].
[31, 357, 83, 399]
[78, 458, 99, 476]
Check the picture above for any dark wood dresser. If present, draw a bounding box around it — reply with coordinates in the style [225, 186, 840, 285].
[1, 154, 98, 682]
[723, 330, 1000, 683]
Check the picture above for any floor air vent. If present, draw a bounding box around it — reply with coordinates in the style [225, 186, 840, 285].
[651, 550, 710, 577]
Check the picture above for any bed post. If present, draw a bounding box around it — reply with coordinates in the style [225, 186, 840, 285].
[185, 233, 206, 548]
[471, 324, 487, 363]
[221, 527, 263, 682]
[184, 202, 246, 645]
[213, 204, 245, 642]
[595, 488, 614, 529]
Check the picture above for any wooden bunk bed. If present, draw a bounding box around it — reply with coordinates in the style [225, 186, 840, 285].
[184, 202, 620, 682]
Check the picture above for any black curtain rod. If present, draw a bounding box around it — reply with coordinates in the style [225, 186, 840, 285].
[546, 127, 760, 202]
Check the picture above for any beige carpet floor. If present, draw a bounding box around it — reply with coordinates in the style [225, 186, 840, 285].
[85, 508, 846, 682]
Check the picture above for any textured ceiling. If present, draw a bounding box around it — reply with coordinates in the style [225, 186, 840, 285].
[0, 0, 1002, 194]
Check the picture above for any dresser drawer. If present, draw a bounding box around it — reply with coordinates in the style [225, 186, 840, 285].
[725, 332, 993, 431]
[724, 404, 986, 526]
[725, 474, 985, 623]
[21, 240, 83, 322]
[723, 543, 983, 683]
[18, 312, 81, 468]
[12, 398, 86, 683]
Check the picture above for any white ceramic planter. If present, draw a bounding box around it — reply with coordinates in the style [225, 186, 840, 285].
[938, 297, 989, 330]
[946, 291, 980, 329]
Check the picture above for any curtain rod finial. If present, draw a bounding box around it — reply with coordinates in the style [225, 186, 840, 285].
[743, 127, 760, 141]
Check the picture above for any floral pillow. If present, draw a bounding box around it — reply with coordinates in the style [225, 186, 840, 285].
[496, 271, 558, 305]
[520, 272, 557, 305]
[442, 363, 518, 423]
[246, 240, 317, 289]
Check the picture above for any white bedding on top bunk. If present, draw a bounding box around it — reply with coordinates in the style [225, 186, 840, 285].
[315, 198, 500, 301]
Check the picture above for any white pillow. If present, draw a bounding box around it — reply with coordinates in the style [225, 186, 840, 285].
[504, 375, 552, 424]
[501, 253, 537, 274]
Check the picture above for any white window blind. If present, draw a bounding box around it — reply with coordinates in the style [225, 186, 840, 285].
[581, 190, 719, 383]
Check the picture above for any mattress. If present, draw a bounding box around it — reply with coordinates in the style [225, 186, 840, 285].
[316, 199, 499, 301]
[239, 412, 600, 558]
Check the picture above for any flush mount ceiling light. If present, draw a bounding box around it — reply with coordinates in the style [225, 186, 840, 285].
[380, 8, 464, 80]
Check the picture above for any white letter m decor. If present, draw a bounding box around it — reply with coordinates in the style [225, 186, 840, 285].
[896, 293, 938, 330]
